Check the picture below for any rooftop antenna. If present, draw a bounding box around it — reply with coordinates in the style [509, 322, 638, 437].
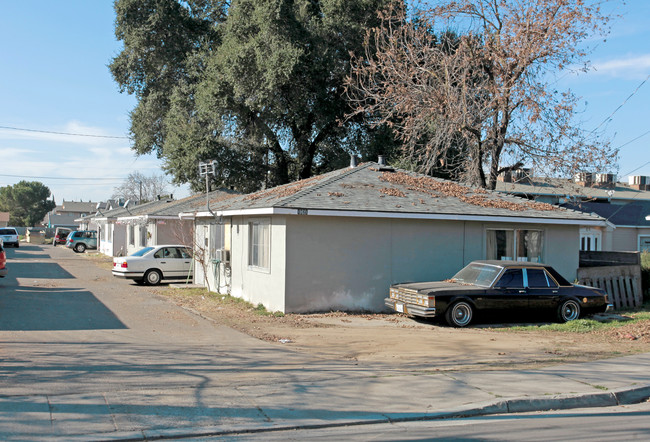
[198, 160, 221, 222]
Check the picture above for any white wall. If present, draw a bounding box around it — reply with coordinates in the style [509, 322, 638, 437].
[229, 215, 287, 313]
[282, 217, 581, 313]
[202, 212, 582, 314]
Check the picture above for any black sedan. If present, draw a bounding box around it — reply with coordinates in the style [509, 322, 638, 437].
[385, 261, 612, 327]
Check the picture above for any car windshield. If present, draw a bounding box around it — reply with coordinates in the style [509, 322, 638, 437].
[451, 263, 502, 287]
[131, 247, 154, 257]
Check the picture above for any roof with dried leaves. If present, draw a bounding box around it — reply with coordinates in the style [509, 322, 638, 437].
[185, 162, 604, 223]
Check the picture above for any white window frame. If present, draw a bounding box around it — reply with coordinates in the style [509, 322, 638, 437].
[248, 218, 271, 272]
[580, 228, 601, 251]
[128, 224, 135, 246]
[486, 228, 544, 263]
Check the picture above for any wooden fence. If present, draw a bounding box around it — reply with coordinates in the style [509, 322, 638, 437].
[578, 250, 643, 310]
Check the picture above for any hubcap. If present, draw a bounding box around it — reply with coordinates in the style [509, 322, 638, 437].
[453, 304, 471, 326]
[563, 302, 579, 321]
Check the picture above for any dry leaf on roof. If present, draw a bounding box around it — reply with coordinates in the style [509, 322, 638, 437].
[380, 171, 557, 212]
[380, 187, 406, 197]
[328, 192, 344, 197]
[244, 174, 327, 202]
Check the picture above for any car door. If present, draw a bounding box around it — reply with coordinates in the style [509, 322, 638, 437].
[525, 268, 560, 310]
[153, 247, 177, 279]
[166, 247, 192, 278]
[484, 268, 529, 311]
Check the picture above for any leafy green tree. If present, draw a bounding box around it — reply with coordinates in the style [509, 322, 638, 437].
[110, 0, 397, 193]
[0, 181, 56, 227]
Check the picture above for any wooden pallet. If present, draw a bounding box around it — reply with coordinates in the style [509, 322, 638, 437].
[577, 265, 643, 310]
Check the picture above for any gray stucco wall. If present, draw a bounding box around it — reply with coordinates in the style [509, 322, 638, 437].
[281, 216, 580, 313]
[229, 215, 287, 313]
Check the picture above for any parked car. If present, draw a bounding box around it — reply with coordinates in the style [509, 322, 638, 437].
[385, 260, 612, 327]
[65, 230, 97, 253]
[0, 239, 7, 278]
[0, 227, 19, 248]
[53, 227, 73, 246]
[112, 245, 193, 285]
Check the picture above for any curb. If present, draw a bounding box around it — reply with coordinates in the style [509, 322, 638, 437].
[75, 384, 650, 442]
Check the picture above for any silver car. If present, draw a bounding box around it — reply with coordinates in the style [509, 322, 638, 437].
[0, 227, 19, 248]
[112, 245, 193, 285]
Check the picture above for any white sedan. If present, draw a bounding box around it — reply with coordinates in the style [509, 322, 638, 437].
[112, 245, 193, 285]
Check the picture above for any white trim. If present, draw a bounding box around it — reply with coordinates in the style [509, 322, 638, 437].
[185, 207, 606, 226]
[117, 215, 180, 222]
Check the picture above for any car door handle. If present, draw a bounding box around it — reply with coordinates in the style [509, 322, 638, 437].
[552, 290, 558, 294]
[160, 261, 166, 264]
[518, 290, 526, 293]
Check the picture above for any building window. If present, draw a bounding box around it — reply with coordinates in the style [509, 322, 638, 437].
[107, 225, 113, 242]
[487, 229, 543, 262]
[139, 225, 147, 247]
[128, 225, 135, 246]
[580, 228, 601, 251]
[209, 223, 225, 260]
[248, 219, 270, 270]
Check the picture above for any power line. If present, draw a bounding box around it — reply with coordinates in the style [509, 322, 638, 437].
[0, 125, 130, 139]
[615, 129, 650, 151]
[0, 173, 127, 180]
[591, 74, 650, 133]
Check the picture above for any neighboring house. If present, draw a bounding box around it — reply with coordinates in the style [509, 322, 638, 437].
[179, 161, 607, 314]
[562, 201, 650, 253]
[0, 212, 9, 227]
[44, 199, 100, 228]
[92, 194, 230, 257]
[496, 172, 650, 252]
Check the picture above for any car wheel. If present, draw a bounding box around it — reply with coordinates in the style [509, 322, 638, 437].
[74, 243, 86, 253]
[557, 299, 581, 322]
[145, 269, 162, 286]
[15, 243, 19, 248]
[446, 301, 473, 327]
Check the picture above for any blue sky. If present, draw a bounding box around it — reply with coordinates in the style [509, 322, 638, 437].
[0, 1, 648, 203]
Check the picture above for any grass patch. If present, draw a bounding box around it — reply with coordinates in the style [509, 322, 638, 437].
[505, 302, 650, 333]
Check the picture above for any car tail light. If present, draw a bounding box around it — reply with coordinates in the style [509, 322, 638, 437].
[121, 262, 128, 268]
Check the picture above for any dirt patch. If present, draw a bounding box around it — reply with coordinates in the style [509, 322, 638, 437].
[159, 289, 650, 370]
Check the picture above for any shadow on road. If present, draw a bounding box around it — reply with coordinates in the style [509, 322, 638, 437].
[8, 261, 75, 279]
[0, 286, 127, 331]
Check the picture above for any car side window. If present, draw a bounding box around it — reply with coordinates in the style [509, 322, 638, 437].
[154, 249, 165, 259]
[494, 269, 524, 288]
[168, 248, 182, 259]
[526, 268, 549, 288]
[180, 248, 192, 259]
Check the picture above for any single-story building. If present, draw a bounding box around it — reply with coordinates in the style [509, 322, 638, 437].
[562, 200, 650, 253]
[180, 161, 607, 313]
[0, 212, 9, 227]
[92, 193, 235, 257]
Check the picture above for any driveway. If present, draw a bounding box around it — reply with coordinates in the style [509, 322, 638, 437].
[0, 244, 356, 438]
[0, 244, 648, 440]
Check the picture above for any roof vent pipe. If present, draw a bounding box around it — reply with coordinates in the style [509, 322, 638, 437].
[350, 154, 358, 168]
[378, 155, 386, 166]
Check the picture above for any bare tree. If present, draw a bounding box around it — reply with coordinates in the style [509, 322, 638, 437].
[112, 171, 170, 202]
[346, 0, 619, 189]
